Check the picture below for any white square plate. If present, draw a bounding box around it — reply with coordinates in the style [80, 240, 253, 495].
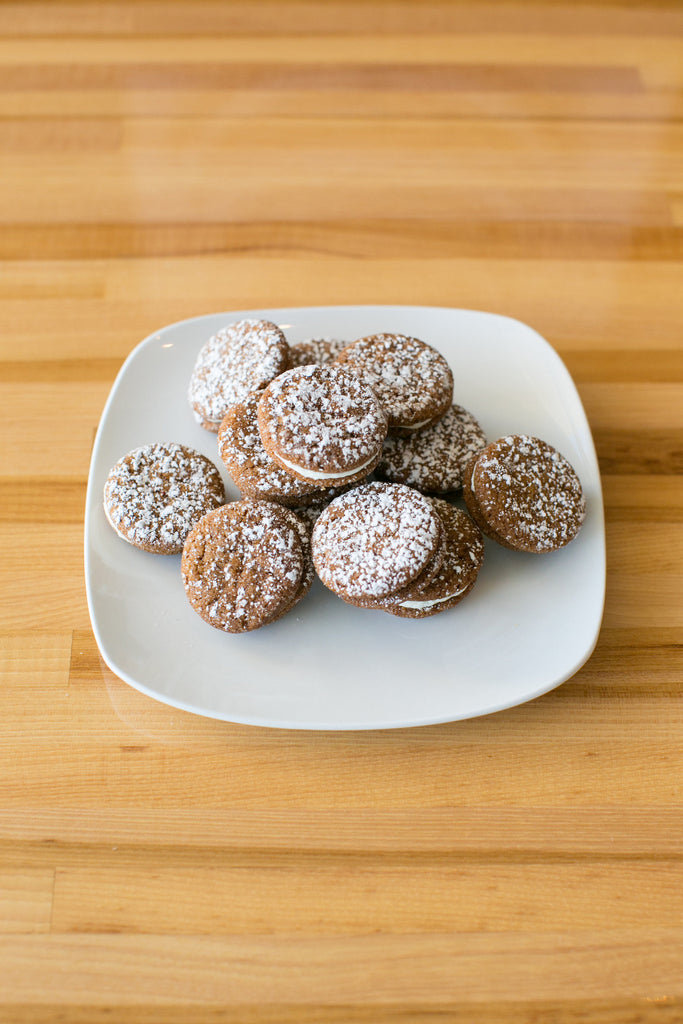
[85, 305, 605, 729]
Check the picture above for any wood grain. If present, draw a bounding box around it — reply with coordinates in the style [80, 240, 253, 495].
[2, 220, 683, 261]
[0, 931, 682, 1004]
[0, 1, 681, 1021]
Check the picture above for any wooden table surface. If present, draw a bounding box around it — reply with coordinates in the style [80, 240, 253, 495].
[1, 1, 682, 1021]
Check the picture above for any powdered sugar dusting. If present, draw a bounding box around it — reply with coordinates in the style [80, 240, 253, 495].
[377, 403, 487, 492]
[287, 337, 345, 368]
[258, 364, 388, 474]
[103, 442, 225, 553]
[188, 319, 288, 429]
[407, 501, 482, 597]
[473, 435, 586, 552]
[381, 500, 484, 617]
[181, 501, 304, 632]
[311, 481, 442, 599]
[335, 333, 453, 428]
[278, 507, 316, 599]
[218, 392, 325, 502]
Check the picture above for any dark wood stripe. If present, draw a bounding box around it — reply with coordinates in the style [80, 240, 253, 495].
[0, 62, 643, 94]
[0, 480, 87, 523]
[3, 1, 682, 37]
[564, 350, 683, 383]
[1, 1004, 682, 1024]
[605, 504, 682, 523]
[588, 628, 682, 676]
[1, 221, 680, 261]
[594, 430, 683, 475]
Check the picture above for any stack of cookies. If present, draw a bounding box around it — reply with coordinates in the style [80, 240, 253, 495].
[102, 317, 587, 634]
[205, 321, 491, 507]
[311, 482, 484, 619]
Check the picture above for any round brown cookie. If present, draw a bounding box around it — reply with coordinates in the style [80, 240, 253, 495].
[218, 392, 342, 507]
[311, 481, 444, 603]
[289, 501, 328, 531]
[181, 500, 304, 633]
[381, 500, 484, 618]
[353, 525, 446, 609]
[376, 403, 487, 494]
[463, 435, 586, 553]
[103, 442, 225, 555]
[335, 333, 453, 435]
[188, 319, 289, 431]
[270, 506, 316, 620]
[287, 337, 345, 368]
[257, 364, 388, 487]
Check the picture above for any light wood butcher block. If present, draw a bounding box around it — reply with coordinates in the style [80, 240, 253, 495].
[0, 1, 681, 1021]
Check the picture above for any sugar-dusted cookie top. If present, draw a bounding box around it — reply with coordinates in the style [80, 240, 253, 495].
[181, 500, 304, 632]
[463, 434, 586, 553]
[311, 481, 444, 602]
[272, 506, 316, 620]
[218, 391, 331, 506]
[189, 319, 289, 431]
[335, 333, 453, 434]
[384, 500, 484, 618]
[376, 403, 487, 493]
[355, 521, 446, 610]
[287, 337, 345, 368]
[257, 364, 388, 487]
[103, 442, 225, 555]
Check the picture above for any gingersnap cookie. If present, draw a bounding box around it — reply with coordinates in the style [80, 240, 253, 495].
[335, 333, 453, 435]
[376, 403, 487, 494]
[188, 319, 289, 431]
[287, 337, 345, 368]
[103, 442, 225, 555]
[349, 498, 447, 610]
[271, 506, 316, 619]
[218, 391, 346, 507]
[181, 500, 305, 632]
[463, 435, 586, 553]
[353, 526, 447, 610]
[311, 481, 444, 604]
[257, 364, 388, 488]
[289, 499, 331, 532]
[381, 500, 484, 618]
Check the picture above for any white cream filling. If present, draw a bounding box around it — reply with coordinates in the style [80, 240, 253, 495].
[399, 584, 468, 610]
[396, 417, 433, 431]
[278, 451, 377, 481]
